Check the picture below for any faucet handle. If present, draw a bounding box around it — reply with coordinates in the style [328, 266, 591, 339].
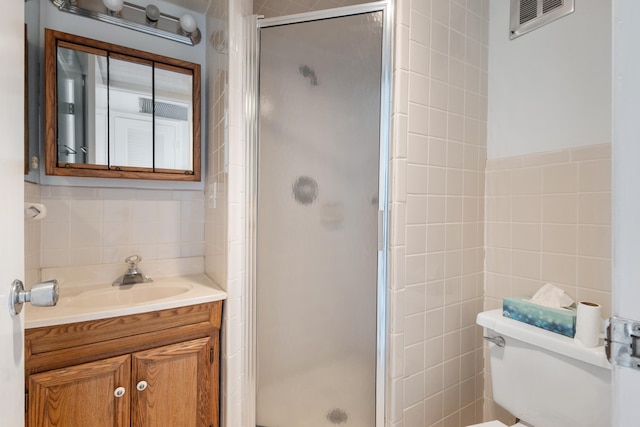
[125, 255, 142, 268]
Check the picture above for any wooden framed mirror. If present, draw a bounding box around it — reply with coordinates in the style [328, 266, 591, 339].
[44, 29, 201, 181]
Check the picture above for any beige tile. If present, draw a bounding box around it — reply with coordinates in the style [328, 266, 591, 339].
[512, 195, 541, 223]
[462, 248, 478, 275]
[485, 156, 522, 171]
[425, 365, 444, 397]
[522, 149, 571, 167]
[407, 164, 428, 195]
[406, 254, 427, 285]
[463, 197, 481, 223]
[406, 195, 427, 225]
[446, 196, 464, 223]
[464, 171, 482, 196]
[578, 193, 611, 225]
[486, 248, 511, 275]
[541, 253, 577, 286]
[578, 225, 611, 258]
[485, 272, 511, 299]
[571, 143, 611, 161]
[446, 224, 463, 250]
[429, 138, 448, 167]
[511, 223, 541, 251]
[512, 277, 543, 298]
[429, 108, 448, 138]
[444, 330, 462, 360]
[486, 170, 511, 196]
[512, 250, 541, 280]
[444, 304, 461, 333]
[427, 252, 446, 281]
[541, 224, 577, 254]
[542, 194, 577, 224]
[427, 224, 446, 253]
[485, 196, 511, 222]
[408, 133, 429, 165]
[425, 336, 444, 369]
[577, 256, 611, 292]
[425, 309, 444, 340]
[406, 225, 427, 255]
[511, 167, 542, 195]
[486, 222, 510, 249]
[542, 163, 578, 194]
[426, 281, 445, 310]
[428, 195, 447, 223]
[445, 250, 463, 278]
[428, 167, 447, 195]
[579, 159, 611, 193]
[447, 169, 464, 196]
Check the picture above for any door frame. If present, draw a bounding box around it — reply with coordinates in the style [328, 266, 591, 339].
[244, 2, 393, 425]
[612, 0, 640, 424]
[0, 1, 26, 425]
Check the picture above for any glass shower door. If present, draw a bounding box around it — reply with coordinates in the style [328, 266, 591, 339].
[256, 10, 383, 427]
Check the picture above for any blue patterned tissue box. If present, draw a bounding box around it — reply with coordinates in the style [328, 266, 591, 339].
[503, 296, 577, 337]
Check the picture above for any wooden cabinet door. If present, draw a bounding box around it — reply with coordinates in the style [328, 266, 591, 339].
[131, 337, 212, 427]
[28, 354, 131, 427]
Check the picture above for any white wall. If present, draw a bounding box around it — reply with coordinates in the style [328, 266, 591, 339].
[488, 0, 611, 159]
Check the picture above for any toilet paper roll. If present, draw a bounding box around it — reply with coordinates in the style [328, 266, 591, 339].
[574, 301, 602, 348]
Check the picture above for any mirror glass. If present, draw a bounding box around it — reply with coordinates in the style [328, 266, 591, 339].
[46, 29, 201, 181]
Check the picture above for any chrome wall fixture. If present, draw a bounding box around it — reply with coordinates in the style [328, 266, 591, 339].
[50, 0, 201, 46]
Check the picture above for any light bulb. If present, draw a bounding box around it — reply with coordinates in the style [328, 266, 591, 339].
[145, 4, 160, 22]
[179, 13, 198, 34]
[103, 0, 124, 13]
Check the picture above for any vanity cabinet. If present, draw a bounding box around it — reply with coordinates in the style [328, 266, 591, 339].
[25, 301, 221, 427]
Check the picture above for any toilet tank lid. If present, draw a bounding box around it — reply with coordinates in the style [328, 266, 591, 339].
[477, 309, 611, 370]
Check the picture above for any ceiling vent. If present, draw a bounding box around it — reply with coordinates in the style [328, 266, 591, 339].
[510, 0, 574, 39]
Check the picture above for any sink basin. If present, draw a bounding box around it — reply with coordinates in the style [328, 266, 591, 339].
[63, 282, 193, 309]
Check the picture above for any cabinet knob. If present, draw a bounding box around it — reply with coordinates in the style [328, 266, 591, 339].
[136, 380, 148, 391]
[114, 386, 126, 398]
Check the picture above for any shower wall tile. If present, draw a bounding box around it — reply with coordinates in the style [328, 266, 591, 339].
[390, 1, 489, 426]
[483, 143, 612, 423]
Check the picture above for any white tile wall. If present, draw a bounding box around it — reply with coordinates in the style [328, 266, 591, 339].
[39, 186, 205, 269]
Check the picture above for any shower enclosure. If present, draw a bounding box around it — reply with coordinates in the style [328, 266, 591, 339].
[246, 2, 391, 426]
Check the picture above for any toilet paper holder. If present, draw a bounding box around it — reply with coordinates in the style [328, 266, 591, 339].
[605, 317, 640, 371]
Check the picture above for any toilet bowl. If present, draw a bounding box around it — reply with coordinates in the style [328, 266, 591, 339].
[473, 309, 612, 427]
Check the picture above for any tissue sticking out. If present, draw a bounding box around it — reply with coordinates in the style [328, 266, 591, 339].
[529, 283, 575, 309]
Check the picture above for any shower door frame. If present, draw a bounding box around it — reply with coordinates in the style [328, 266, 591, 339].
[244, 2, 393, 426]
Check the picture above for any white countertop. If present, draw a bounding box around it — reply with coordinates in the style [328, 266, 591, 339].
[25, 274, 226, 329]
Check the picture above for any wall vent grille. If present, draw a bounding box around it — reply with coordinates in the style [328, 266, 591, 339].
[510, 0, 574, 40]
[138, 98, 189, 121]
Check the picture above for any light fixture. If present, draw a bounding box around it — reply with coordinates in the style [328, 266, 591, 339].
[50, 0, 202, 46]
[103, 0, 124, 15]
[178, 13, 201, 44]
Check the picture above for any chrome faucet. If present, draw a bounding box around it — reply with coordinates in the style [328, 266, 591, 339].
[115, 255, 152, 286]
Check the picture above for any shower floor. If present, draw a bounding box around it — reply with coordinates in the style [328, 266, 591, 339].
[256, 355, 375, 427]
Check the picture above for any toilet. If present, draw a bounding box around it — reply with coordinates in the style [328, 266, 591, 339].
[469, 309, 612, 427]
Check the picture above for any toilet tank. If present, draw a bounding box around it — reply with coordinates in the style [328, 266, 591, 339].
[478, 309, 611, 427]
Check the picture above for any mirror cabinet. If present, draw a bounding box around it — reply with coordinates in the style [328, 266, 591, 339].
[44, 29, 201, 181]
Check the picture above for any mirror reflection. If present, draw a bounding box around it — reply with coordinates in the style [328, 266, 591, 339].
[46, 29, 201, 181]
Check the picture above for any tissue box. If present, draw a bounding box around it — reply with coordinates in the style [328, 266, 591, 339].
[503, 297, 577, 337]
